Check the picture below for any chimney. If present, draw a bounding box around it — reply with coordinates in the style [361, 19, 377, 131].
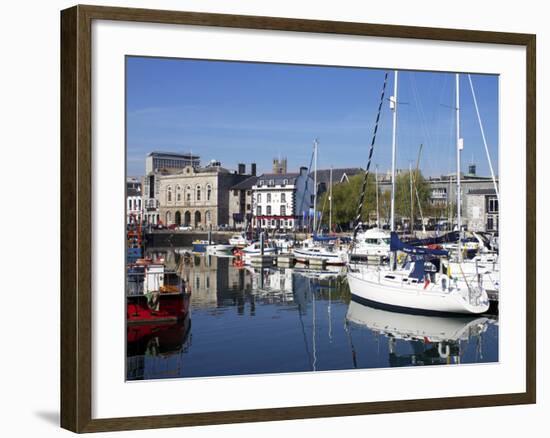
[238, 163, 246, 174]
[251, 163, 257, 176]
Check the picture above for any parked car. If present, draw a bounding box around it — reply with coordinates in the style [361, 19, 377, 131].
[167, 224, 178, 230]
[218, 224, 230, 230]
[178, 225, 192, 231]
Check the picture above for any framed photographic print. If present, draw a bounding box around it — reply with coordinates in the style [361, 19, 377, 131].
[60, 4, 536, 433]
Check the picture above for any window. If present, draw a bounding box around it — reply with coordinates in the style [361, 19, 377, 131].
[176, 185, 181, 202]
[257, 206, 262, 216]
[258, 180, 264, 187]
[267, 205, 272, 215]
[186, 186, 191, 202]
[283, 179, 288, 186]
[281, 205, 286, 216]
[271, 219, 275, 226]
[267, 193, 271, 202]
[257, 193, 262, 203]
[207, 185, 212, 201]
[196, 186, 201, 201]
[488, 197, 498, 213]
[281, 193, 286, 203]
[269, 179, 274, 187]
[246, 190, 251, 196]
[167, 186, 172, 202]
[246, 204, 251, 210]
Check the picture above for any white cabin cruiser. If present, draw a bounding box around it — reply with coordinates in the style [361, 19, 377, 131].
[293, 237, 348, 265]
[228, 233, 250, 247]
[352, 228, 391, 258]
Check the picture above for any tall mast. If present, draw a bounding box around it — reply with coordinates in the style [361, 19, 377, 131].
[409, 161, 414, 234]
[455, 73, 463, 262]
[329, 166, 333, 233]
[375, 165, 380, 228]
[390, 71, 398, 233]
[313, 139, 318, 233]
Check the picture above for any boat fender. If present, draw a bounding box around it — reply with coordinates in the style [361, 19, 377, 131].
[440, 274, 449, 291]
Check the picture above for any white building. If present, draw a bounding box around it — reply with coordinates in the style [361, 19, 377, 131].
[252, 167, 314, 231]
[126, 177, 142, 224]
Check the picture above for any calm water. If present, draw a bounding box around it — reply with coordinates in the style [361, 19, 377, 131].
[126, 249, 498, 381]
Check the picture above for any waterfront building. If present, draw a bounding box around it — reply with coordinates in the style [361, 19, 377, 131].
[376, 164, 499, 232]
[157, 160, 251, 229]
[229, 165, 257, 230]
[126, 177, 142, 224]
[145, 151, 200, 174]
[465, 188, 499, 232]
[252, 164, 314, 231]
[143, 152, 201, 225]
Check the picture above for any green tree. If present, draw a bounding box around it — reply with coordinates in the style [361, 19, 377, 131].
[317, 172, 377, 230]
[394, 170, 430, 224]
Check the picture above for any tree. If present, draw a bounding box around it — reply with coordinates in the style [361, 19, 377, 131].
[394, 170, 430, 224]
[317, 172, 377, 230]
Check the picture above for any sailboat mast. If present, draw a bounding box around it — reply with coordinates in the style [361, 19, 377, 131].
[313, 139, 318, 234]
[390, 71, 398, 233]
[375, 165, 380, 228]
[329, 166, 333, 233]
[409, 161, 414, 234]
[455, 73, 463, 262]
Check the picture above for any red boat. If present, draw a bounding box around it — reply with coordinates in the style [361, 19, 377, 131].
[127, 258, 190, 324]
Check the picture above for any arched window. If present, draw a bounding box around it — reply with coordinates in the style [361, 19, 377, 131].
[281, 205, 286, 216]
[196, 185, 201, 201]
[186, 186, 191, 202]
[267, 205, 272, 215]
[257, 206, 262, 216]
[281, 193, 286, 203]
[257, 193, 262, 203]
[206, 185, 212, 201]
[267, 193, 271, 202]
[167, 186, 172, 202]
[176, 185, 182, 202]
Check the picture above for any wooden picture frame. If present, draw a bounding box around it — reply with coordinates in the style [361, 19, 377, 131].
[60, 4, 536, 433]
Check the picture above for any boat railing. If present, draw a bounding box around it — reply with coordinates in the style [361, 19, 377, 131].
[126, 270, 184, 296]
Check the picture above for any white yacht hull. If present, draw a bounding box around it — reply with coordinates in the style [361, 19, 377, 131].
[293, 248, 347, 265]
[346, 267, 489, 315]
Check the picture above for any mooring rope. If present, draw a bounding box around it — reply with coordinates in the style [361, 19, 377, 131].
[351, 71, 389, 247]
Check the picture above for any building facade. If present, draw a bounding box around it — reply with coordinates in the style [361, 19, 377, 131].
[465, 188, 499, 232]
[251, 166, 314, 231]
[142, 152, 201, 225]
[126, 177, 142, 224]
[157, 161, 251, 229]
[229, 175, 257, 230]
[376, 165, 499, 232]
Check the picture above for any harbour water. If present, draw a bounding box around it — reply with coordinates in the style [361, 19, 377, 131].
[126, 248, 498, 381]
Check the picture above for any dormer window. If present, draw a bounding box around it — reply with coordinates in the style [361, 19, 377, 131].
[268, 179, 274, 187]
[282, 179, 288, 186]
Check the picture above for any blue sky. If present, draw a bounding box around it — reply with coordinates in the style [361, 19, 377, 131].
[126, 56, 498, 178]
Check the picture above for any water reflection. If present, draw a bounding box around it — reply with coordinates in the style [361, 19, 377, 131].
[127, 249, 498, 380]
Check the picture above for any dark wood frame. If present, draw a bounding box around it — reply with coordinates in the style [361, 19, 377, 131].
[61, 4, 536, 433]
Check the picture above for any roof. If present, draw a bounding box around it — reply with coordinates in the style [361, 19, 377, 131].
[256, 173, 301, 185]
[312, 168, 363, 185]
[231, 176, 258, 190]
[148, 151, 200, 159]
[468, 188, 498, 196]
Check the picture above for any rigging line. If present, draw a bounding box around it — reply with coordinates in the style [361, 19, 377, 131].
[351, 71, 389, 246]
[467, 74, 500, 202]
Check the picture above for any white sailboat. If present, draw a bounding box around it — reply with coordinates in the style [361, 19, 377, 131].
[346, 71, 489, 315]
[293, 139, 348, 265]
